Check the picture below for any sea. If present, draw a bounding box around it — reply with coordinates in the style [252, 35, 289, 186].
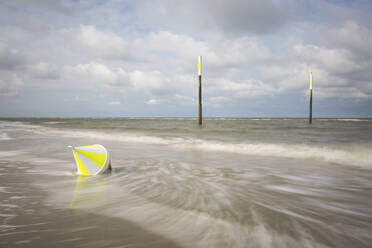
[0, 117, 372, 248]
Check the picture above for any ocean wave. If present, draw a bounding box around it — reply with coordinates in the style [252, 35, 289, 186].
[250, 119, 272, 121]
[3, 120, 372, 169]
[318, 119, 371, 122]
[337, 119, 369, 122]
[0, 121, 43, 129]
[40, 128, 372, 169]
[43, 121, 66, 125]
[181, 140, 372, 168]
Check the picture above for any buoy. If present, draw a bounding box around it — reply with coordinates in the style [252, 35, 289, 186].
[69, 144, 111, 175]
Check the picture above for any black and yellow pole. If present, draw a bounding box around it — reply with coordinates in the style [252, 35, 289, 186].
[198, 56, 202, 126]
[309, 69, 313, 124]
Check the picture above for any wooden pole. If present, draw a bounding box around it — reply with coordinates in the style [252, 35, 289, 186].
[309, 69, 313, 124]
[198, 56, 202, 126]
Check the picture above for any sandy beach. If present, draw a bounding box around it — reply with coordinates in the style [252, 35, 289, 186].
[0, 159, 182, 248]
[1, 118, 372, 247]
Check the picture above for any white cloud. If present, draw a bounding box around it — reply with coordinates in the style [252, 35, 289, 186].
[0, 73, 24, 96]
[293, 44, 359, 75]
[316, 86, 369, 99]
[63, 62, 174, 96]
[324, 21, 372, 57]
[0, 42, 32, 70]
[130, 70, 170, 95]
[1, 1, 372, 117]
[73, 95, 89, 102]
[133, 31, 213, 63]
[28, 62, 59, 79]
[58, 25, 131, 60]
[134, 31, 271, 71]
[206, 96, 231, 107]
[63, 62, 129, 88]
[139, 0, 292, 35]
[108, 101, 121, 105]
[145, 99, 158, 105]
[174, 94, 195, 106]
[215, 78, 276, 97]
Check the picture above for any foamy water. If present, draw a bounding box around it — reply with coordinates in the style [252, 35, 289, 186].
[2, 119, 372, 168]
[1, 118, 372, 247]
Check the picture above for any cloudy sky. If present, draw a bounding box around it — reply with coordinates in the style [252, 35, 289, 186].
[1, 0, 372, 117]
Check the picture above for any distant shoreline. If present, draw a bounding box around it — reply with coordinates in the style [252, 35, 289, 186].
[1, 117, 372, 120]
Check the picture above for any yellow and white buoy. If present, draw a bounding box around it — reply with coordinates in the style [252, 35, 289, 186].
[69, 144, 111, 175]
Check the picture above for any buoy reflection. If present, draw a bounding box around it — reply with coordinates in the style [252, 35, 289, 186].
[71, 175, 109, 207]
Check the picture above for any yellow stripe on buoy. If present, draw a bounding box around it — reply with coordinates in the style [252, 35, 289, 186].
[75, 149, 107, 168]
[73, 150, 90, 175]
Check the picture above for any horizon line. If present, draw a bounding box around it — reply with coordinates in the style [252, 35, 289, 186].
[1, 116, 372, 119]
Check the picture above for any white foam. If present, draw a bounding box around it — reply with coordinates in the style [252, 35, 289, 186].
[0, 204, 19, 208]
[318, 118, 371, 122]
[0, 132, 13, 141]
[250, 118, 272, 121]
[0, 187, 10, 193]
[38, 128, 372, 168]
[337, 119, 370, 122]
[0, 121, 43, 129]
[43, 121, 65, 124]
[338, 119, 362, 122]
[186, 140, 372, 168]
[3, 121, 372, 169]
[0, 151, 25, 157]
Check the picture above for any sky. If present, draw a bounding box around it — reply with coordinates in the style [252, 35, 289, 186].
[0, 0, 372, 117]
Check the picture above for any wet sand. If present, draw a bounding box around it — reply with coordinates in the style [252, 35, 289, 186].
[0, 160, 181, 248]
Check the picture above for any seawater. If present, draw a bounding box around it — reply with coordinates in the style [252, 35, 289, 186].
[1, 118, 372, 247]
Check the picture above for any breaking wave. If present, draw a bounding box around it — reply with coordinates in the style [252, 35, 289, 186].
[3, 120, 372, 169]
[41, 128, 372, 169]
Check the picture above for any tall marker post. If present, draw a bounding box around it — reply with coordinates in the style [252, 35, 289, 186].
[309, 69, 313, 124]
[198, 56, 202, 126]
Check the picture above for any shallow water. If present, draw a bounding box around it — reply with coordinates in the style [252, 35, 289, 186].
[1, 118, 372, 247]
